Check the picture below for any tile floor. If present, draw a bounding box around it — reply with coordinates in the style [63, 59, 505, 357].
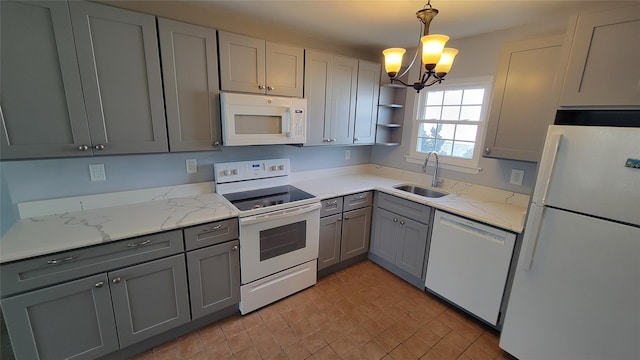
[133, 260, 514, 360]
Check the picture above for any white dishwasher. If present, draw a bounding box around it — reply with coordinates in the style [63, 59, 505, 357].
[425, 210, 516, 326]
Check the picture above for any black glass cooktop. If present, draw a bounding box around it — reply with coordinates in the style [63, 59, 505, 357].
[223, 185, 315, 211]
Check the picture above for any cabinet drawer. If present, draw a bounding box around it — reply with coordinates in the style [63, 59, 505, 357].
[375, 192, 431, 224]
[320, 197, 343, 217]
[0, 230, 184, 297]
[343, 191, 372, 211]
[184, 218, 238, 251]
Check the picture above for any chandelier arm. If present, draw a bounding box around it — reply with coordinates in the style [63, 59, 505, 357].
[425, 77, 443, 87]
[389, 77, 413, 87]
[394, 17, 426, 80]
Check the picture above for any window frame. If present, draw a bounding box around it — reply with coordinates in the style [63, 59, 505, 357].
[407, 76, 493, 173]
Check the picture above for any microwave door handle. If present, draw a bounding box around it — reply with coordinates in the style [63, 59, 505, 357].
[239, 202, 321, 226]
[282, 108, 291, 137]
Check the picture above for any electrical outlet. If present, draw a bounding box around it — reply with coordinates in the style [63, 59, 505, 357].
[186, 159, 197, 174]
[89, 164, 106, 182]
[345, 150, 351, 160]
[510, 169, 524, 186]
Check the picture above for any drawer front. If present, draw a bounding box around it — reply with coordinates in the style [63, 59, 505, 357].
[320, 197, 343, 218]
[184, 218, 238, 251]
[375, 192, 431, 224]
[343, 191, 372, 212]
[0, 230, 184, 297]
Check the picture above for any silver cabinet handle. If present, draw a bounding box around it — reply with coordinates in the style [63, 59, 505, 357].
[354, 138, 359, 142]
[95, 281, 104, 288]
[393, 218, 398, 222]
[331, 138, 337, 142]
[78, 145, 89, 151]
[213, 141, 221, 146]
[94, 144, 105, 150]
[267, 86, 274, 91]
[354, 195, 367, 200]
[323, 138, 331, 143]
[127, 239, 151, 248]
[400, 220, 405, 225]
[202, 224, 222, 233]
[485, 147, 491, 155]
[344, 216, 350, 220]
[325, 200, 338, 206]
[47, 255, 77, 264]
[231, 245, 238, 251]
[112, 277, 121, 284]
[258, 84, 266, 90]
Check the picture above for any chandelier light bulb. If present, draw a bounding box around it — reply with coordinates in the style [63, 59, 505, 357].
[383, 48, 406, 77]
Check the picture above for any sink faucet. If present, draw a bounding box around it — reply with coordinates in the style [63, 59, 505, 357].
[422, 152, 442, 187]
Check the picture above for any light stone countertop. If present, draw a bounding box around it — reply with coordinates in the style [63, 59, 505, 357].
[1, 165, 530, 264]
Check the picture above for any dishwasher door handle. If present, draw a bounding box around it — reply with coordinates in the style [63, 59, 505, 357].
[439, 215, 507, 245]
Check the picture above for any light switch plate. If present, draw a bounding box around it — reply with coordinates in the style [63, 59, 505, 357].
[510, 169, 524, 186]
[345, 150, 351, 160]
[186, 159, 197, 174]
[89, 164, 106, 182]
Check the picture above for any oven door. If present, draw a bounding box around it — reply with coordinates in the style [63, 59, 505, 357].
[238, 202, 320, 284]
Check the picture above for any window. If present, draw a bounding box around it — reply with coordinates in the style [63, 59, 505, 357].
[409, 77, 492, 172]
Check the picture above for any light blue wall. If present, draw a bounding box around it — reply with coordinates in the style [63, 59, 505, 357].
[0, 145, 371, 235]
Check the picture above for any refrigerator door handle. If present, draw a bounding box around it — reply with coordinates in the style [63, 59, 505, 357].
[521, 204, 545, 270]
[533, 133, 562, 205]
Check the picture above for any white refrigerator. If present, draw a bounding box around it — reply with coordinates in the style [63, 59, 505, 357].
[500, 125, 640, 359]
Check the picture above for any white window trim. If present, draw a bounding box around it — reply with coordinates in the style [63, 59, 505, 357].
[406, 76, 493, 174]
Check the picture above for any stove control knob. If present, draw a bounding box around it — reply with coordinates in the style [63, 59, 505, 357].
[278, 165, 285, 171]
[223, 170, 231, 176]
[270, 166, 277, 171]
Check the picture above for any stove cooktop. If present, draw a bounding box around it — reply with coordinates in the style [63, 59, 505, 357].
[222, 185, 315, 211]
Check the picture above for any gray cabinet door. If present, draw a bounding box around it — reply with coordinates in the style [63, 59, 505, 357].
[218, 31, 265, 94]
[369, 207, 400, 263]
[0, 0, 92, 159]
[341, 207, 371, 261]
[395, 218, 429, 279]
[109, 254, 190, 348]
[318, 214, 342, 270]
[159, 18, 221, 151]
[331, 56, 359, 145]
[304, 50, 334, 145]
[484, 35, 564, 162]
[265, 42, 304, 97]
[354, 61, 381, 145]
[69, 1, 168, 155]
[186, 240, 240, 320]
[0, 273, 118, 360]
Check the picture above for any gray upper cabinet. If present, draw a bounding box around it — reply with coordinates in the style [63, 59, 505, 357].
[218, 31, 304, 97]
[69, 1, 168, 155]
[0, 0, 91, 160]
[1, 273, 119, 360]
[559, 5, 640, 107]
[304, 50, 358, 146]
[353, 61, 381, 145]
[109, 254, 190, 347]
[484, 35, 564, 162]
[158, 18, 222, 151]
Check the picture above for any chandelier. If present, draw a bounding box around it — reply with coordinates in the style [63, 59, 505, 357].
[382, 0, 458, 93]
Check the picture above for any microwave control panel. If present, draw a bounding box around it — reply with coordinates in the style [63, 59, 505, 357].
[293, 109, 304, 137]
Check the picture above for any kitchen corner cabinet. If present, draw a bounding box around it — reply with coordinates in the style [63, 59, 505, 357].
[484, 34, 564, 162]
[69, 1, 168, 155]
[218, 31, 304, 97]
[0, 0, 91, 160]
[318, 192, 372, 271]
[559, 5, 640, 107]
[369, 192, 432, 288]
[376, 83, 406, 146]
[0, 230, 190, 359]
[159, 19, 222, 151]
[353, 61, 382, 145]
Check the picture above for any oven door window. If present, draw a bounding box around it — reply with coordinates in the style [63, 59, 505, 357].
[259, 220, 306, 261]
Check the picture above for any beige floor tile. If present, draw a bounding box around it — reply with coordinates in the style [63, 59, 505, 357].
[283, 341, 312, 360]
[253, 336, 281, 359]
[232, 345, 261, 360]
[313, 345, 341, 360]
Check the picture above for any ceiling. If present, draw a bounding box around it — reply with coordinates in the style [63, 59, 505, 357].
[200, 0, 633, 53]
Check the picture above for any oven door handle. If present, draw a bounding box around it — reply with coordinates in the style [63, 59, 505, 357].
[239, 202, 321, 226]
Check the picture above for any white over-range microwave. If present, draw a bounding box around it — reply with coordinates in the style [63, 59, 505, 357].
[220, 92, 307, 146]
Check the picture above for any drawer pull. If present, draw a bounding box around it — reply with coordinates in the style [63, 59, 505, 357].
[127, 239, 151, 248]
[112, 277, 122, 284]
[354, 195, 367, 200]
[325, 200, 338, 206]
[400, 220, 405, 225]
[95, 281, 105, 288]
[202, 224, 223, 233]
[393, 218, 398, 222]
[344, 216, 350, 220]
[47, 255, 77, 265]
[232, 245, 239, 251]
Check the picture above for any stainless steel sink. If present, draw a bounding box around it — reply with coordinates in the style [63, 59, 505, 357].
[393, 184, 448, 198]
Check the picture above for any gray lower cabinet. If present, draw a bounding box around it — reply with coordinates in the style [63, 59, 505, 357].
[318, 192, 372, 272]
[369, 192, 432, 287]
[1, 273, 119, 360]
[109, 254, 190, 348]
[158, 18, 222, 151]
